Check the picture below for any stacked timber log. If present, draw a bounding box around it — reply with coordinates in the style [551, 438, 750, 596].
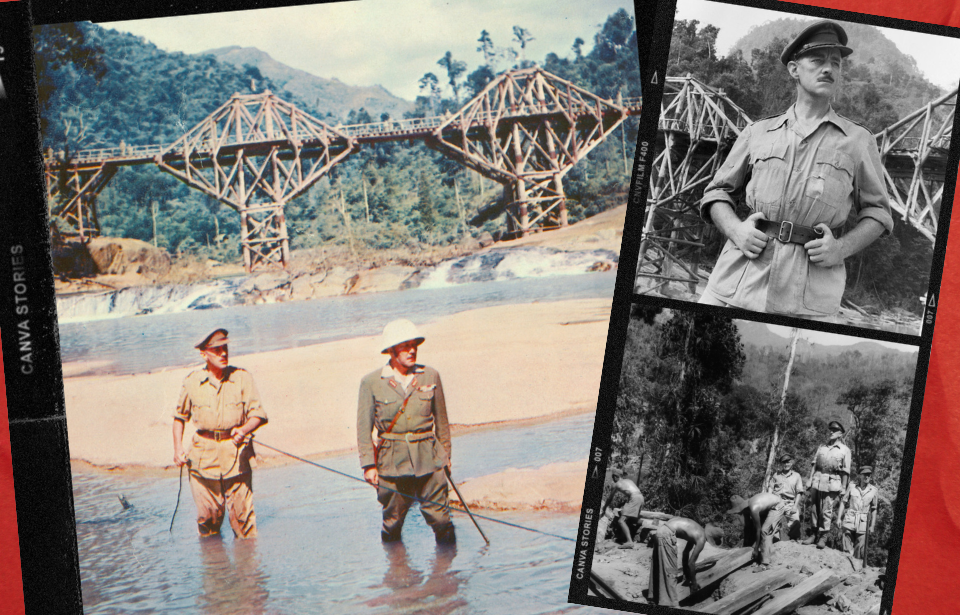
[678, 548, 755, 604]
[592, 509, 848, 613]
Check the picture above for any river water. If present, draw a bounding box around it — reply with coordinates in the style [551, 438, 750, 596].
[66, 269, 619, 613]
[59, 271, 617, 376]
[74, 413, 604, 614]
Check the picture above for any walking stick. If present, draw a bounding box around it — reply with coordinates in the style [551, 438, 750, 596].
[863, 509, 872, 568]
[169, 463, 185, 532]
[444, 467, 490, 544]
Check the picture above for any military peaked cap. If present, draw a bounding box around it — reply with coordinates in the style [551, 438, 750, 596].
[828, 420, 845, 434]
[859, 465, 874, 475]
[778, 452, 794, 464]
[781, 20, 853, 65]
[196, 328, 229, 350]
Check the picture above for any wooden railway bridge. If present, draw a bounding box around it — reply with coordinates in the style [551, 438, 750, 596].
[44, 67, 641, 271]
[637, 75, 954, 294]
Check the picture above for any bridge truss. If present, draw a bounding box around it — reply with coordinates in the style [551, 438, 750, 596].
[636, 76, 954, 295]
[44, 68, 640, 271]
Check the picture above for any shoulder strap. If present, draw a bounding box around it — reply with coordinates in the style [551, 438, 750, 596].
[374, 377, 418, 462]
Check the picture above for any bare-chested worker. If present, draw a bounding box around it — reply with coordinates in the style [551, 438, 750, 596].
[647, 517, 705, 607]
[602, 468, 644, 548]
[727, 492, 783, 565]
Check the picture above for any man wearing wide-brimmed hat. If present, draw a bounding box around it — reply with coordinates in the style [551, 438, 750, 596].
[698, 20, 893, 320]
[804, 420, 852, 548]
[172, 328, 268, 538]
[837, 465, 879, 560]
[357, 319, 455, 544]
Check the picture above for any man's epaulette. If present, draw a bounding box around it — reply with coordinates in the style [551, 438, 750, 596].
[747, 110, 790, 130]
[755, 110, 788, 122]
[836, 112, 872, 133]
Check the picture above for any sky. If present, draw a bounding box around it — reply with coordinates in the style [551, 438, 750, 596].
[675, 0, 960, 91]
[102, 0, 635, 101]
[761, 323, 917, 353]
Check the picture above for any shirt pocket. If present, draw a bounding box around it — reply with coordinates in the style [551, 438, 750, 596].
[748, 142, 790, 210]
[374, 395, 399, 424]
[222, 401, 244, 427]
[806, 148, 854, 220]
[416, 388, 435, 417]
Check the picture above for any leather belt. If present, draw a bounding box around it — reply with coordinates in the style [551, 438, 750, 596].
[756, 219, 840, 245]
[196, 429, 233, 441]
[380, 430, 434, 443]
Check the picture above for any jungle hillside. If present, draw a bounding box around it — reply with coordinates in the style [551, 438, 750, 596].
[35, 10, 641, 274]
[610, 305, 917, 567]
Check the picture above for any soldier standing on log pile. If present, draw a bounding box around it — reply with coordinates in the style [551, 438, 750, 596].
[837, 465, 879, 561]
[357, 319, 456, 545]
[697, 20, 893, 320]
[769, 452, 805, 540]
[172, 328, 267, 538]
[804, 420, 851, 549]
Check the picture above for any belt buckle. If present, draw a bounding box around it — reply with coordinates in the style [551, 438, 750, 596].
[405, 432, 413, 443]
[777, 220, 794, 243]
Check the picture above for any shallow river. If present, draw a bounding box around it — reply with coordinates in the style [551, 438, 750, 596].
[74, 413, 605, 614]
[59, 271, 617, 376]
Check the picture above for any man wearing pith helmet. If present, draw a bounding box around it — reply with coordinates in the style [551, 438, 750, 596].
[357, 319, 455, 544]
[172, 328, 267, 538]
[804, 419, 851, 549]
[698, 20, 893, 320]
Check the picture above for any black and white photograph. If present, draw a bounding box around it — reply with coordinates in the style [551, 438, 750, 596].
[580, 305, 918, 613]
[635, 0, 960, 335]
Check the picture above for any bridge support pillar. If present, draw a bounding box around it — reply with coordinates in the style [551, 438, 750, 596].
[44, 160, 114, 241]
[240, 204, 291, 272]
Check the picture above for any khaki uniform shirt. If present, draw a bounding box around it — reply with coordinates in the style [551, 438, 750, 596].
[810, 441, 852, 492]
[770, 469, 804, 519]
[700, 105, 894, 316]
[173, 366, 267, 480]
[357, 364, 451, 478]
[841, 483, 879, 533]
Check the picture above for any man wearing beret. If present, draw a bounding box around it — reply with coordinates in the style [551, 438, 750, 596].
[358, 319, 456, 544]
[837, 465, 879, 561]
[804, 420, 852, 548]
[769, 452, 805, 540]
[698, 20, 893, 320]
[172, 328, 267, 538]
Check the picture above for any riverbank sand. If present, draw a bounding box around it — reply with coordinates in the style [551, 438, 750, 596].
[64, 298, 611, 474]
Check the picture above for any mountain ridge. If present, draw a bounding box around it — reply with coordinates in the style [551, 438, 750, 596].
[202, 45, 413, 121]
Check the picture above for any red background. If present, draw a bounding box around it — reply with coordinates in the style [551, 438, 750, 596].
[0, 0, 959, 613]
[797, 2, 960, 614]
[0, 355, 24, 614]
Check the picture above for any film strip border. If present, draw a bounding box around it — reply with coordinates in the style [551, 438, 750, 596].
[568, 0, 960, 613]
